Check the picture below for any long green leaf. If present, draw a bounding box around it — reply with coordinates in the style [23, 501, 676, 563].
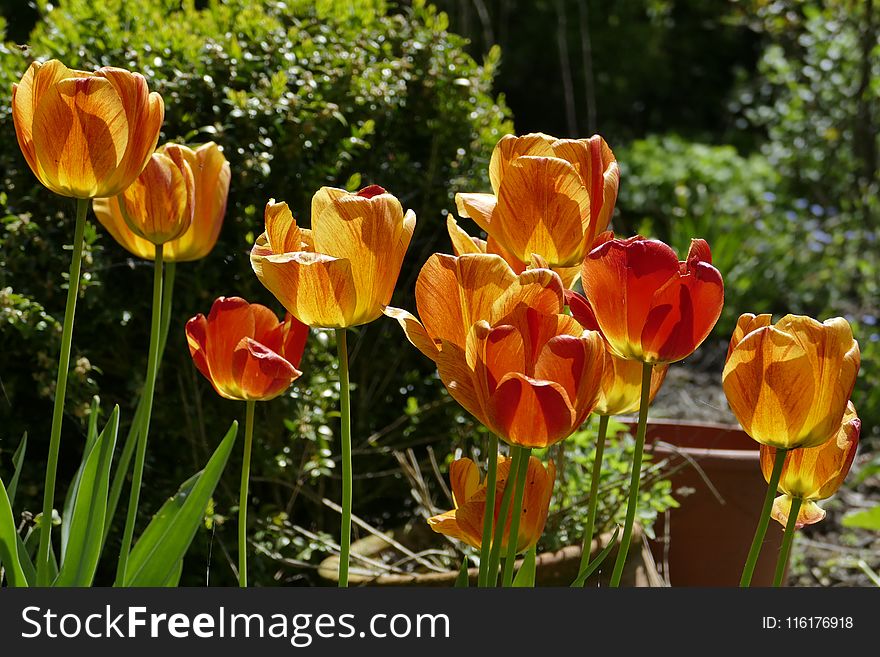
[61, 395, 102, 559]
[454, 557, 469, 588]
[54, 406, 120, 587]
[512, 546, 536, 587]
[570, 525, 621, 587]
[0, 477, 27, 587]
[7, 432, 27, 507]
[16, 533, 36, 586]
[121, 421, 238, 587]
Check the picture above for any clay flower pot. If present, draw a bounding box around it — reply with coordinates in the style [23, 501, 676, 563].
[628, 418, 784, 587]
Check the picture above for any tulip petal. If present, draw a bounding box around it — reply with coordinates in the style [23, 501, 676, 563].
[280, 313, 310, 369]
[427, 510, 471, 546]
[92, 195, 157, 260]
[265, 200, 306, 254]
[231, 337, 300, 401]
[449, 458, 481, 507]
[199, 296, 256, 397]
[32, 75, 129, 198]
[535, 332, 605, 425]
[435, 340, 486, 427]
[454, 192, 497, 233]
[383, 306, 439, 359]
[551, 136, 619, 230]
[488, 373, 574, 448]
[495, 156, 591, 267]
[727, 313, 772, 360]
[446, 215, 487, 255]
[251, 236, 357, 328]
[185, 314, 211, 384]
[771, 495, 825, 529]
[120, 151, 194, 244]
[491, 267, 565, 326]
[722, 326, 816, 449]
[489, 132, 556, 194]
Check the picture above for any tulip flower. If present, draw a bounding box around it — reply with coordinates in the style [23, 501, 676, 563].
[576, 233, 724, 365]
[760, 402, 860, 530]
[723, 313, 860, 450]
[386, 253, 605, 449]
[12, 59, 164, 584]
[94, 142, 230, 261]
[455, 132, 619, 268]
[251, 184, 414, 587]
[760, 402, 860, 586]
[186, 297, 306, 401]
[250, 185, 416, 329]
[573, 233, 723, 586]
[186, 296, 307, 587]
[429, 455, 555, 554]
[12, 59, 163, 199]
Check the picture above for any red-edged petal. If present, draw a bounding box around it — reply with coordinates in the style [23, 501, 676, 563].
[488, 373, 574, 448]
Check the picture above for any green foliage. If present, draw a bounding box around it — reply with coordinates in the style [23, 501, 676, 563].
[538, 417, 678, 552]
[842, 505, 880, 532]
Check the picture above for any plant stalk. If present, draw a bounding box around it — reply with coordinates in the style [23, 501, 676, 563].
[501, 446, 532, 587]
[577, 414, 609, 581]
[115, 243, 164, 585]
[609, 361, 653, 587]
[477, 434, 499, 587]
[335, 328, 352, 587]
[772, 496, 801, 587]
[740, 447, 788, 587]
[486, 447, 522, 586]
[238, 400, 256, 587]
[36, 197, 89, 586]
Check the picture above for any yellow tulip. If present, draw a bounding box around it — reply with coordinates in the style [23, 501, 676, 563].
[12, 59, 163, 199]
[93, 142, 230, 261]
[251, 185, 416, 329]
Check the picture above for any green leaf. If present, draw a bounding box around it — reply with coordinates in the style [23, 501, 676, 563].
[54, 405, 119, 587]
[454, 557, 469, 588]
[570, 525, 621, 587]
[0, 478, 27, 587]
[7, 432, 27, 507]
[842, 505, 880, 532]
[16, 533, 36, 586]
[512, 546, 536, 587]
[61, 395, 102, 559]
[162, 560, 183, 587]
[121, 421, 238, 587]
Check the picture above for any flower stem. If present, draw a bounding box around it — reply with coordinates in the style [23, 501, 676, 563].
[772, 496, 801, 587]
[577, 414, 610, 582]
[115, 243, 164, 585]
[501, 446, 532, 587]
[740, 447, 787, 587]
[335, 328, 352, 588]
[478, 434, 499, 587]
[104, 261, 176, 546]
[486, 447, 522, 586]
[609, 361, 653, 587]
[36, 197, 89, 586]
[238, 400, 256, 587]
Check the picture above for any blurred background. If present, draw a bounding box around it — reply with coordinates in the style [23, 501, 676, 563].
[0, 0, 877, 586]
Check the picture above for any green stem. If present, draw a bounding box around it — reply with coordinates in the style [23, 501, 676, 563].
[740, 447, 787, 587]
[238, 400, 256, 588]
[577, 414, 609, 581]
[104, 260, 176, 546]
[115, 243, 164, 585]
[486, 447, 522, 586]
[36, 197, 88, 586]
[773, 496, 801, 587]
[335, 328, 352, 588]
[609, 361, 653, 587]
[477, 434, 499, 587]
[501, 446, 532, 587]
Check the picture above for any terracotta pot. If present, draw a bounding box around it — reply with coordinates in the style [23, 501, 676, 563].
[317, 523, 663, 587]
[626, 418, 784, 587]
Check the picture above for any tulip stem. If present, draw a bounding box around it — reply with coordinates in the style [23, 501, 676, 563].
[740, 447, 787, 587]
[335, 328, 352, 588]
[478, 434, 499, 587]
[609, 362, 653, 587]
[577, 414, 610, 582]
[502, 446, 532, 587]
[36, 197, 88, 585]
[104, 261, 175, 547]
[238, 400, 256, 588]
[486, 447, 522, 586]
[773, 496, 801, 587]
[115, 244, 164, 585]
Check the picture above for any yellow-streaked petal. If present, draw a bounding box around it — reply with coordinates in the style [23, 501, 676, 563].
[448, 458, 481, 508]
[454, 192, 496, 233]
[446, 215, 487, 255]
[488, 132, 556, 195]
[382, 306, 439, 359]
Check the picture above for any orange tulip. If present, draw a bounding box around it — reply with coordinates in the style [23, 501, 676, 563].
[12, 59, 163, 199]
[575, 233, 724, 364]
[93, 142, 230, 260]
[186, 296, 307, 401]
[250, 185, 416, 329]
[760, 402, 860, 528]
[455, 133, 619, 268]
[385, 253, 605, 448]
[428, 455, 555, 553]
[723, 313, 860, 449]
